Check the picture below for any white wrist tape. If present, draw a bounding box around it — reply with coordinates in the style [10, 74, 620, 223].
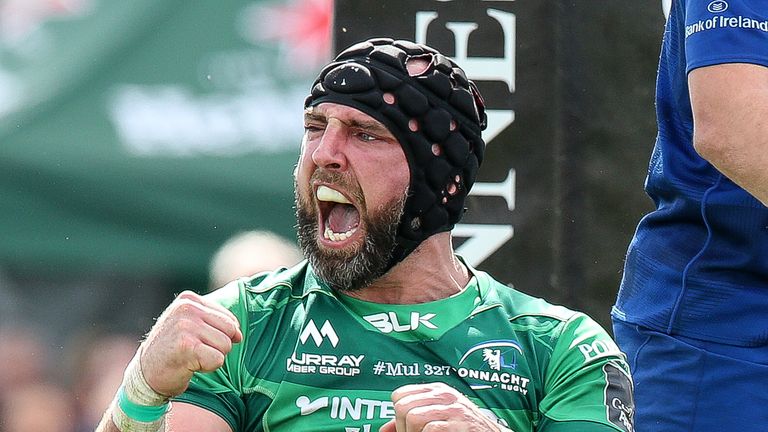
[124, 348, 169, 406]
[112, 348, 170, 432]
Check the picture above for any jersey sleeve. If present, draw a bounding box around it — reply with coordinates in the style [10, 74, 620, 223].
[172, 280, 250, 431]
[683, 0, 768, 71]
[537, 313, 635, 432]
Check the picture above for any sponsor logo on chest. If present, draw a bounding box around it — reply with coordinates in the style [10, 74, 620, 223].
[362, 312, 437, 333]
[287, 352, 364, 376]
[289, 319, 365, 376]
[457, 340, 530, 395]
[300, 319, 339, 347]
[293, 395, 511, 430]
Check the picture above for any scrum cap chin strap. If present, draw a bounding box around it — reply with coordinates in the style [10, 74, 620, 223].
[305, 38, 487, 268]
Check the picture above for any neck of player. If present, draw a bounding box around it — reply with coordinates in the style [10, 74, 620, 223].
[346, 232, 471, 304]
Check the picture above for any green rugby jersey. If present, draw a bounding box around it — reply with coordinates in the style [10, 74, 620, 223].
[174, 262, 634, 432]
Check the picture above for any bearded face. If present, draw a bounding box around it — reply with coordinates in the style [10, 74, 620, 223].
[295, 170, 406, 292]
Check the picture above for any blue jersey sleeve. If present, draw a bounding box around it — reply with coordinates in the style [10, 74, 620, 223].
[683, 0, 768, 71]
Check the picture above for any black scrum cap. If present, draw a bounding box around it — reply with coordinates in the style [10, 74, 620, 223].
[305, 38, 487, 267]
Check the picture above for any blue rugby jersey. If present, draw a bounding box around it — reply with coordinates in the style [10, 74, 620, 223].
[613, 0, 768, 346]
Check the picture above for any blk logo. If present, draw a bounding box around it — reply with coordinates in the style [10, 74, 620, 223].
[363, 312, 437, 334]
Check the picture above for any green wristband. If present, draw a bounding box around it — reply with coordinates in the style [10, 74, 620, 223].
[117, 385, 170, 422]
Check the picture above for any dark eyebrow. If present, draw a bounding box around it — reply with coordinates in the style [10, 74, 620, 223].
[346, 118, 393, 138]
[303, 111, 327, 124]
[303, 110, 395, 139]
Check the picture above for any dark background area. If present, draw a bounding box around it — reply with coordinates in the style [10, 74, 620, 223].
[334, 1, 661, 328]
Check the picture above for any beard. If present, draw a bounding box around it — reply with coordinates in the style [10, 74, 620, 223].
[295, 173, 406, 292]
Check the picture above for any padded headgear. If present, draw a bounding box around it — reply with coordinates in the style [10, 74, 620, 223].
[305, 38, 487, 266]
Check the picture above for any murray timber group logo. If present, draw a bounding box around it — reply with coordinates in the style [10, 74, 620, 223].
[299, 319, 339, 347]
[289, 320, 364, 376]
[456, 340, 530, 394]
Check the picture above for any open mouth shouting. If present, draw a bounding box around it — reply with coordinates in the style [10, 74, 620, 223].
[315, 185, 363, 247]
[296, 171, 407, 292]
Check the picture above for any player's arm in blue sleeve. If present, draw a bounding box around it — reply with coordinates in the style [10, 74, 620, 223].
[685, 0, 768, 204]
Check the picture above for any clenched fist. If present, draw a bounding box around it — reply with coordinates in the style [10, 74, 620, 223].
[380, 382, 511, 432]
[139, 291, 243, 397]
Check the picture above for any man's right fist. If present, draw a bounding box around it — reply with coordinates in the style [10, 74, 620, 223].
[139, 291, 243, 397]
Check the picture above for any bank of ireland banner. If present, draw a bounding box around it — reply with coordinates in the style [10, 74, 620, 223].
[335, 1, 558, 294]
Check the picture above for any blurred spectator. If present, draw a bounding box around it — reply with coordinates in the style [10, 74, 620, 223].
[0, 325, 50, 402]
[208, 230, 302, 291]
[66, 331, 139, 432]
[1, 382, 75, 432]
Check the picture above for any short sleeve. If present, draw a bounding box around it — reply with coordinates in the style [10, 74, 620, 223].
[537, 314, 635, 432]
[683, 0, 768, 71]
[172, 280, 249, 431]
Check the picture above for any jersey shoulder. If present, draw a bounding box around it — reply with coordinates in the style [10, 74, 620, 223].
[477, 273, 633, 430]
[205, 260, 315, 316]
[478, 270, 621, 361]
[478, 270, 580, 323]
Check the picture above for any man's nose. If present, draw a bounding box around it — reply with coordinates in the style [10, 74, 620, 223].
[311, 122, 348, 171]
